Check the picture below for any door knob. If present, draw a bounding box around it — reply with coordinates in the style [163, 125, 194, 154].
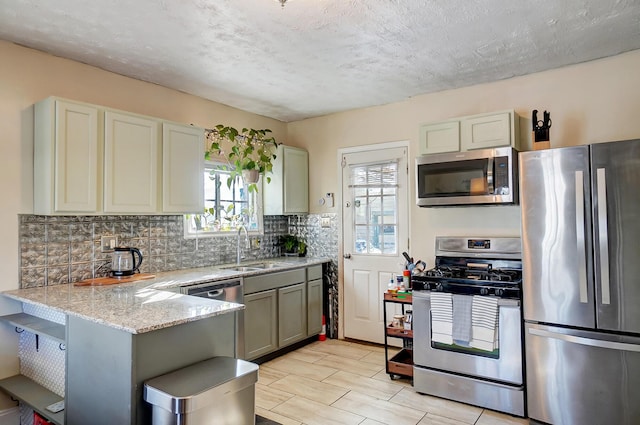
[343, 254, 352, 259]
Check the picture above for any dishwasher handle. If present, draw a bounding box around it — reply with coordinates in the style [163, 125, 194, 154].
[180, 278, 242, 298]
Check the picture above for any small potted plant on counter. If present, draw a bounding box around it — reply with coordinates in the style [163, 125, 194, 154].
[204, 124, 279, 192]
[280, 234, 298, 256]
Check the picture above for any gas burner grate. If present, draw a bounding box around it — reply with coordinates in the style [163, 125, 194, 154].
[424, 267, 521, 283]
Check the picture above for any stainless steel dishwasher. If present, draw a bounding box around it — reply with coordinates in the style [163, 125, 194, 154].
[180, 278, 245, 359]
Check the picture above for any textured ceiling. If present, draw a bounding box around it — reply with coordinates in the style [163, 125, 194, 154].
[1, 0, 639, 122]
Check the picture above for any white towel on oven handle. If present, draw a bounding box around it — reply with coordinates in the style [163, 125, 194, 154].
[430, 293, 453, 345]
[452, 294, 473, 343]
[470, 295, 499, 351]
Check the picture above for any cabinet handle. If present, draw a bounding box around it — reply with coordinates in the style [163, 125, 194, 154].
[343, 254, 352, 259]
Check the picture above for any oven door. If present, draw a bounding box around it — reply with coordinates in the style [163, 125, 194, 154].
[412, 291, 523, 385]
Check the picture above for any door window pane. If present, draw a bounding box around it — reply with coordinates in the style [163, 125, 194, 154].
[350, 161, 398, 255]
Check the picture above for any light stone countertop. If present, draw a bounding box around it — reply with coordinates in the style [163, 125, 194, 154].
[2, 257, 330, 334]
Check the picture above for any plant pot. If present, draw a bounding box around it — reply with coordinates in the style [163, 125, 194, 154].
[242, 169, 260, 184]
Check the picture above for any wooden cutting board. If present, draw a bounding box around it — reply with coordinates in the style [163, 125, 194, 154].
[74, 273, 156, 286]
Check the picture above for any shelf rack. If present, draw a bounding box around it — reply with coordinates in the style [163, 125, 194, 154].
[383, 292, 413, 379]
[0, 374, 64, 425]
[0, 313, 66, 351]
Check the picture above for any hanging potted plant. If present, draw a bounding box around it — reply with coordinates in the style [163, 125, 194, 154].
[204, 125, 279, 192]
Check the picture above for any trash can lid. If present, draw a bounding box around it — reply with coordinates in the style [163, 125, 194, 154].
[144, 357, 259, 414]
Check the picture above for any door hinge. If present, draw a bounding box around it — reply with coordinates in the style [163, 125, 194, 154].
[341, 157, 347, 168]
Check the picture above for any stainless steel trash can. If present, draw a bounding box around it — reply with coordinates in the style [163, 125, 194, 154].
[144, 357, 259, 425]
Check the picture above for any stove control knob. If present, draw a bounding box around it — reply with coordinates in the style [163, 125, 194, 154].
[480, 287, 489, 296]
[435, 283, 443, 292]
[495, 288, 504, 297]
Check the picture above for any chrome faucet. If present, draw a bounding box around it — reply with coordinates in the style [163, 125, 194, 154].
[236, 225, 249, 265]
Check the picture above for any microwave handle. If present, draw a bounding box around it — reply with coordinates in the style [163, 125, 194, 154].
[487, 157, 494, 194]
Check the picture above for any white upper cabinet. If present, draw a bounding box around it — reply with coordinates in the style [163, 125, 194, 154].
[33, 96, 204, 215]
[461, 110, 518, 151]
[418, 121, 460, 155]
[34, 98, 100, 214]
[418, 109, 520, 155]
[162, 123, 204, 213]
[103, 111, 159, 213]
[264, 145, 309, 215]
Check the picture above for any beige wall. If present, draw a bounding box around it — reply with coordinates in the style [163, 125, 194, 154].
[0, 40, 286, 407]
[288, 49, 640, 267]
[2, 38, 640, 408]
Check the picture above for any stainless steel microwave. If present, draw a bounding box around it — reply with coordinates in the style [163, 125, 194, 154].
[415, 147, 518, 207]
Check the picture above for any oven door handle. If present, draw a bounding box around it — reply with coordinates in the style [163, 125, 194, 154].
[412, 291, 520, 307]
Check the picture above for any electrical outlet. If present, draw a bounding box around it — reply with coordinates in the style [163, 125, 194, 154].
[101, 235, 117, 252]
[320, 217, 331, 228]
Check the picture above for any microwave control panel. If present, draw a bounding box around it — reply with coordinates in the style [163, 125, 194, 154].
[493, 156, 510, 194]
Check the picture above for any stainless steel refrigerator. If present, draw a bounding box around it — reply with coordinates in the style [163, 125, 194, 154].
[520, 139, 640, 425]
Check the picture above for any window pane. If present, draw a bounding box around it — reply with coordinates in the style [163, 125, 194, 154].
[349, 159, 399, 256]
[185, 165, 262, 236]
[382, 225, 397, 254]
[354, 196, 367, 225]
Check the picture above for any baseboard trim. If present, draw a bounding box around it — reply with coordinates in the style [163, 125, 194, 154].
[0, 406, 19, 425]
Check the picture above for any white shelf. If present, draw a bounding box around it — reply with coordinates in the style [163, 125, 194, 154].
[1, 312, 65, 344]
[0, 374, 64, 425]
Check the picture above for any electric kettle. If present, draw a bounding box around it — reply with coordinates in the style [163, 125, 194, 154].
[111, 247, 143, 277]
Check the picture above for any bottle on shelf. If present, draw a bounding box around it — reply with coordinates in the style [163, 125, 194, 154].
[403, 270, 411, 290]
[388, 277, 397, 293]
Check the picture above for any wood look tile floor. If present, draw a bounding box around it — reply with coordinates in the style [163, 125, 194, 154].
[255, 339, 530, 425]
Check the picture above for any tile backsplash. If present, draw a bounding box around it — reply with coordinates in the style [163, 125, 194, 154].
[18, 214, 284, 287]
[18, 212, 340, 336]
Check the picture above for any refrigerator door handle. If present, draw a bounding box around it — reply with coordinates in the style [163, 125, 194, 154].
[575, 170, 588, 303]
[596, 168, 611, 305]
[529, 327, 640, 352]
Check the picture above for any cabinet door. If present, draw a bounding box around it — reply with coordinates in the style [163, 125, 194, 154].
[264, 145, 309, 215]
[162, 123, 204, 213]
[461, 111, 512, 151]
[307, 279, 323, 336]
[278, 283, 307, 347]
[418, 121, 460, 155]
[34, 99, 99, 214]
[104, 111, 159, 213]
[244, 290, 278, 360]
[283, 147, 309, 214]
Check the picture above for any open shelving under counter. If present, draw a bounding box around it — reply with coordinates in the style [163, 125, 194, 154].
[383, 292, 413, 380]
[0, 374, 64, 425]
[0, 312, 65, 347]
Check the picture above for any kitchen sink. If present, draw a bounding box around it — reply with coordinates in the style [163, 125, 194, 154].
[220, 262, 292, 272]
[221, 266, 263, 272]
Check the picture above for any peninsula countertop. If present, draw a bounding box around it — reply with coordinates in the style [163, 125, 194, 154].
[2, 257, 329, 334]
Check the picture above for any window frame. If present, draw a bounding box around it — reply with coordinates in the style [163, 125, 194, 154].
[183, 161, 264, 238]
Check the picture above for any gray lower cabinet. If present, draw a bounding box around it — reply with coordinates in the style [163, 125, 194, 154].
[66, 312, 236, 425]
[278, 282, 307, 347]
[244, 265, 324, 361]
[244, 289, 278, 359]
[307, 278, 323, 336]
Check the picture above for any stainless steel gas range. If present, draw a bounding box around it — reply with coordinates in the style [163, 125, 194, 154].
[411, 237, 525, 417]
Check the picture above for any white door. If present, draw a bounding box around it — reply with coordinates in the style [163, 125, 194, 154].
[342, 146, 409, 343]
